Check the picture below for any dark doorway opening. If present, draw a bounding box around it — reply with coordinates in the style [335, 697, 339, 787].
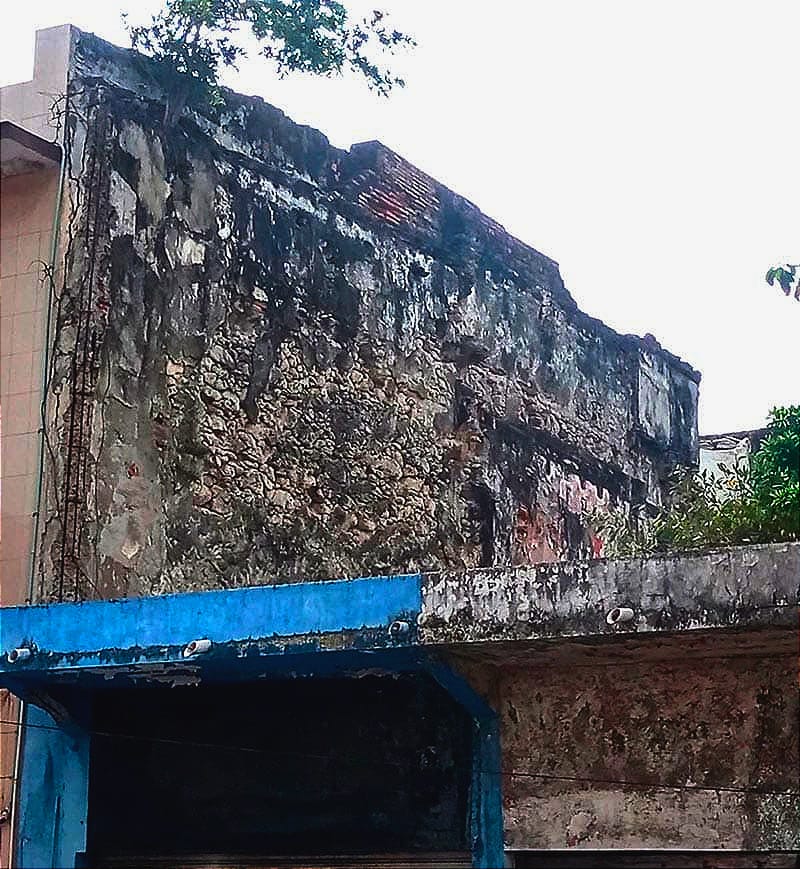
[87, 674, 472, 866]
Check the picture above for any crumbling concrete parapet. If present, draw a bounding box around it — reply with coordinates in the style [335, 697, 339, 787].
[419, 542, 800, 645]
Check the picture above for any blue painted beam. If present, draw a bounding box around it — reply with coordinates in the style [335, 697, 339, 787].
[0, 574, 422, 676]
[425, 659, 505, 869]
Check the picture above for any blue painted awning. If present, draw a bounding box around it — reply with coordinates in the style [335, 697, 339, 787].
[0, 574, 423, 685]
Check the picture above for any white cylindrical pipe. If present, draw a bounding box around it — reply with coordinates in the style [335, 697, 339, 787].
[388, 619, 410, 638]
[606, 606, 635, 626]
[182, 638, 212, 658]
[7, 648, 32, 664]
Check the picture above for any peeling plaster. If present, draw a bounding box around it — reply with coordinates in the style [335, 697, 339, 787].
[419, 543, 799, 645]
[40, 30, 700, 600]
[491, 653, 800, 851]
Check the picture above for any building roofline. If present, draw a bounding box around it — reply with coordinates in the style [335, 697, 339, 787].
[0, 120, 61, 159]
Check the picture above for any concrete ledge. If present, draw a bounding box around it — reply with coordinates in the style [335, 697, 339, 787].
[0, 119, 61, 176]
[419, 543, 799, 645]
[1, 543, 796, 682]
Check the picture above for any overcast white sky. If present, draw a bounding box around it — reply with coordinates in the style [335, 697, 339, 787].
[2, 1, 798, 434]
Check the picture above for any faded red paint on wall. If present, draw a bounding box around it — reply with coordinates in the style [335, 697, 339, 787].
[512, 471, 611, 563]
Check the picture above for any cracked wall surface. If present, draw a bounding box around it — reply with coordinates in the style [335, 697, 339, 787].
[40, 31, 699, 600]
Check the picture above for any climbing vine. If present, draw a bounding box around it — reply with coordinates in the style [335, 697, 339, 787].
[766, 263, 800, 301]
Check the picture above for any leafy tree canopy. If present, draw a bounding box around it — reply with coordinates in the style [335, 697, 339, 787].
[126, 0, 415, 106]
[766, 263, 799, 300]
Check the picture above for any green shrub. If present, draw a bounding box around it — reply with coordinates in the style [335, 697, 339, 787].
[593, 405, 800, 557]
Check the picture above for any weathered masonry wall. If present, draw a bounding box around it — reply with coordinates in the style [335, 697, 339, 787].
[39, 30, 699, 600]
[430, 543, 800, 853]
[492, 650, 798, 851]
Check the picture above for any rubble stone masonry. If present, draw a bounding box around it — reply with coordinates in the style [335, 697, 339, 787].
[39, 30, 699, 600]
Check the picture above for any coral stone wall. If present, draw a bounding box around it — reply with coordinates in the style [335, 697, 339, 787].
[39, 31, 699, 600]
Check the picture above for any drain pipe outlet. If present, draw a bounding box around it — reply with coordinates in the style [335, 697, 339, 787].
[6, 648, 32, 665]
[388, 620, 411, 640]
[183, 638, 212, 658]
[606, 606, 635, 626]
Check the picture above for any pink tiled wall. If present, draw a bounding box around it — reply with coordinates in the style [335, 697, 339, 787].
[0, 26, 71, 864]
[0, 168, 59, 866]
[0, 170, 57, 606]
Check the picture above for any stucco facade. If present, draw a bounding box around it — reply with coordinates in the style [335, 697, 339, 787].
[420, 544, 799, 854]
[497, 651, 797, 852]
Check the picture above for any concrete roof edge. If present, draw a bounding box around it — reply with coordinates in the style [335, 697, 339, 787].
[0, 119, 62, 162]
[419, 541, 800, 645]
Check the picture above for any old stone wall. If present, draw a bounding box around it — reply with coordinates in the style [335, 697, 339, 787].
[499, 652, 799, 851]
[39, 31, 699, 600]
